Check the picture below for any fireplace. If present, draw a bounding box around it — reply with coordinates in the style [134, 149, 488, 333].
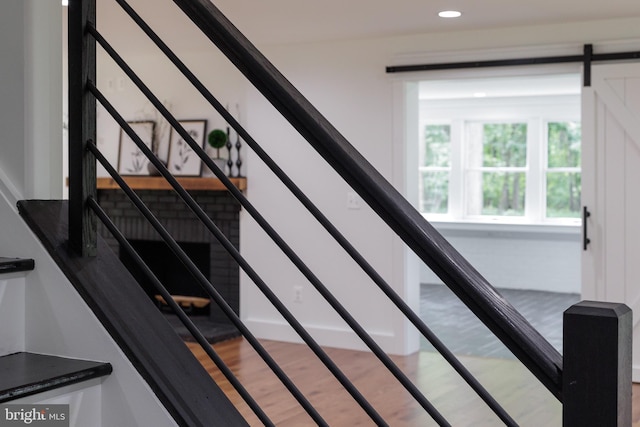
[120, 240, 211, 313]
[96, 180, 243, 340]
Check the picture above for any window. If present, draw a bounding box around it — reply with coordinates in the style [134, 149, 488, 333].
[418, 74, 581, 225]
[467, 122, 528, 217]
[420, 124, 450, 213]
[545, 121, 581, 218]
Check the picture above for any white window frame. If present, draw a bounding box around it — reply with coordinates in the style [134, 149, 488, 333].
[419, 94, 581, 226]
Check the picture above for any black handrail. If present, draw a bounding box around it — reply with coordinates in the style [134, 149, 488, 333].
[85, 3, 520, 423]
[172, 0, 563, 399]
[112, 1, 518, 423]
[67, 0, 562, 422]
[88, 21, 451, 424]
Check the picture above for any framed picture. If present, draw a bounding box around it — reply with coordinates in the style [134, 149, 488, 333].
[118, 121, 155, 175]
[168, 120, 207, 176]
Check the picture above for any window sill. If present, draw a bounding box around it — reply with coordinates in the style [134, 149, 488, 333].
[424, 215, 581, 240]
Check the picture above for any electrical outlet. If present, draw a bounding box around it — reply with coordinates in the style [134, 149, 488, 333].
[293, 285, 303, 303]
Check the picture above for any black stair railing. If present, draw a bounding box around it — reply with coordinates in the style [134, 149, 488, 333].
[172, 0, 563, 397]
[67, 0, 632, 425]
[106, 1, 520, 424]
[85, 25, 449, 424]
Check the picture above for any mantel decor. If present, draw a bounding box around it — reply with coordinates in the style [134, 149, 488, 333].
[168, 119, 207, 176]
[118, 121, 155, 175]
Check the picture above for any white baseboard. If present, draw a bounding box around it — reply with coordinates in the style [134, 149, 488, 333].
[243, 318, 407, 354]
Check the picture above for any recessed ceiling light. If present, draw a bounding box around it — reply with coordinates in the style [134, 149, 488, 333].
[438, 10, 462, 18]
[473, 92, 487, 98]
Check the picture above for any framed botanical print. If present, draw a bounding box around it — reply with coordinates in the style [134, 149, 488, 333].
[118, 121, 155, 175]
[168, 120, 207, 176]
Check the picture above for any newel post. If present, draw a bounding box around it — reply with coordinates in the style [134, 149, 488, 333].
[68, 0, 97, 256]
[563, 301, 632, 427]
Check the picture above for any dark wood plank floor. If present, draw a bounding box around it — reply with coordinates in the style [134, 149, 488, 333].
[188, 338, 592, 426]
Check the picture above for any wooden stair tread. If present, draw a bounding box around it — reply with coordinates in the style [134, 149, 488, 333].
[0, 352, 112, 403]
[0, 257, 34, 275]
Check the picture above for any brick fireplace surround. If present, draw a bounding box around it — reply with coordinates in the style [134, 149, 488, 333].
[96, 178, 243, 340]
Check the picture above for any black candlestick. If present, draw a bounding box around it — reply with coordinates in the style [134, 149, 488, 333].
[235, 132, 242, 177]
[226, 126, 233, 177]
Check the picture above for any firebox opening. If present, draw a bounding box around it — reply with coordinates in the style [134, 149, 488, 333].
[120, 240, 211, 316]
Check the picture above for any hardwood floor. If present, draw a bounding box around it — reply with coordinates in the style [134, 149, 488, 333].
[188, 338, 574, 426]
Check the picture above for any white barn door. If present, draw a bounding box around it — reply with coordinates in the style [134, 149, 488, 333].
[582, 63, 640, 380]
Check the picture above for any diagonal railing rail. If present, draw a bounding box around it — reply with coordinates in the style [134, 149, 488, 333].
[107, 1, 522, 424]
[67, 0, 632, 425]
[172, 0, 563, 397]
[86, 25, 448, 424]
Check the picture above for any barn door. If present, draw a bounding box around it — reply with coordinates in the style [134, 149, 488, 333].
[582, 63, 640, 379]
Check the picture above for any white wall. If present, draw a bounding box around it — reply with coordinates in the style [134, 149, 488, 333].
[420, 225, 581, 293]
[0, 0, 62, 202]
[0, 1, 26, 201]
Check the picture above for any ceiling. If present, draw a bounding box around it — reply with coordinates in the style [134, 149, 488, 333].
[215, 0, 640, 45]
[98, 0, 640, 46]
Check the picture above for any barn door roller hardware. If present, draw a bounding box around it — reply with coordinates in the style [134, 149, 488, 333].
[386, 44, 640, 87]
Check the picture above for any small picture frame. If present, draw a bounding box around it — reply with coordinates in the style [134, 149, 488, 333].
[118, 121, 155, 175]
[168, 120, 207, 176]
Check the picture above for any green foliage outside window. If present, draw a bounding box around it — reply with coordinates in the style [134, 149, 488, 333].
[548, 122, 581, 167]
[481, 123, 527, 215]
[424, 124, 450, 167]
[421, 171, 449, 213]
[483, 123, 527, 167]
[481, 172, 526, 216]
[419, 120, 581, 220]
[421, 124, 451, 214]
[547, 122, 581, 218]
[547, 173, 581, 218]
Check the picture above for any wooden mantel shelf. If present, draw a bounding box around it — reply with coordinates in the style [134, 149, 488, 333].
[96, 176, 246, 191]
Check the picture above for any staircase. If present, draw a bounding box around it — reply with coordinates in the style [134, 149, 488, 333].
[0, 0, 630, 424]
[0, 192, 245, 426]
